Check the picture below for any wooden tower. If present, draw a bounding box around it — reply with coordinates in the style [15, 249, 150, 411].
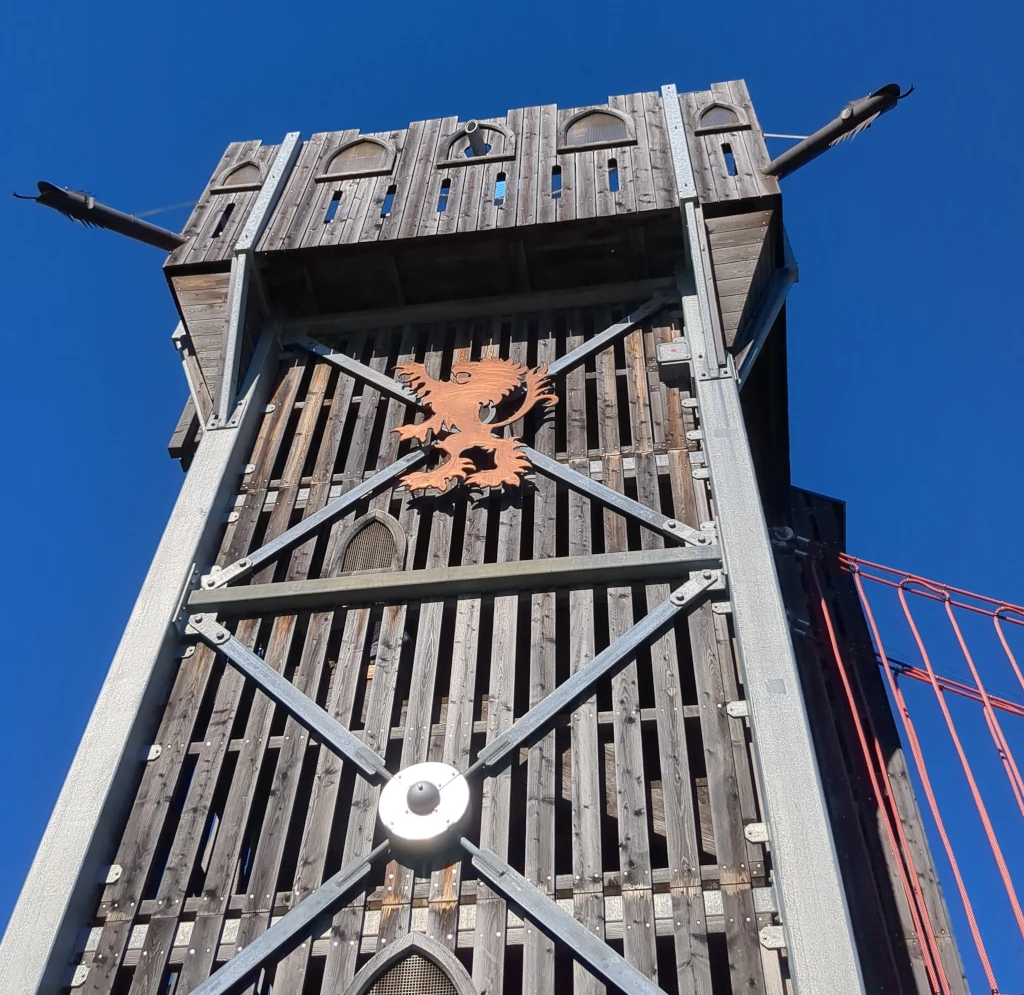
[1, 82, 968, 995]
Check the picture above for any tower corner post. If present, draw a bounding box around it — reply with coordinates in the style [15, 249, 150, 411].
[661, 82, 866, 995]
[0, 325, 279, 995]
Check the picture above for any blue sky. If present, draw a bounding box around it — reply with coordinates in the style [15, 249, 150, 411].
[1, 0, 1021, 989]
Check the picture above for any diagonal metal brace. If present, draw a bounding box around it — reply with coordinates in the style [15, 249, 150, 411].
[523, 448, 711, 546]
[202, 449, 427, 589]
[469, 571, 722, 775]
[289, 335, 711, 547]
[291, 334, 421, 406]
[545, 295, 671, 377]
[463, 839, 665, 995]
[187, 614, 391, 782]
[187, 840, 389, 995]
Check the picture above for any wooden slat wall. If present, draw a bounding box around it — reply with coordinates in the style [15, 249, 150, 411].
[162, 92, 684, 262]
[680, 82, 778, 206]
[705, 210, 777, 348]
[166, 142, 280, 268]
[76, 303, 795, 995]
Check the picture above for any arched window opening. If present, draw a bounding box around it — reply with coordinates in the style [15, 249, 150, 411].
[343, 519, 397, 573]
[343, 933, 476, 995]
[700, 104, 740, 129]
[330, 140, 388, 174]
[335, 512, 406, 575]
[369, 955, 457, 995]
[317, 138, 396, 180]
[564, 110, 632, 148]
[221, 162, 262, 188]
[494, 171, 507, 207]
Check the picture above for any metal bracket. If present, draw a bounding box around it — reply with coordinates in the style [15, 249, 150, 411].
[71, 965, 89, 988]
[759, 925, 786, 950]
[146, 745, 163, 762]
[744, 822, 770, 844]
[102, 865, 122, 885]
[726, 700, 749, 719]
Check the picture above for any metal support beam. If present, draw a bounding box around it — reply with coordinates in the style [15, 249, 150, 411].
[463, 841, 664, 995]
[191, 546, 723, 616]
[735, 231, 799, 389]
[188, 614, 392, 782]
[290, 333, 419, 406]
[523, 447, 711, 546]
[470, 572, 721, 774]
[545, 295, 670, 376]
[202, 449, 427, 589]
[0, 327, 280, 995]
[188, 841, 389, 995]
[211, 132, 301, 429]
[661, 83, 865, 995]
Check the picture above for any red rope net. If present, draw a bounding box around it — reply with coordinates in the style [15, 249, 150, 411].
[830, 554, 1024, 994]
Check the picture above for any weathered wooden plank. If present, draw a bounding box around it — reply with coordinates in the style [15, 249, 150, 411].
[85, 363, 305, 995]
[622, 92, 659, 214]
[424, 318, 500, 950]
[515, 104, 542, 229]
[308, 130, 366, 250]
[496, 106, 525, 232]
[414, 115, 460, 239]
[472, 318, 529, 995]
[535, 104, 560, 226]
[355, 128, 409, 244]
[563, 307, 605, 995]
[166, 141, 244, 267]
[377, 325, 457, 946]
[258, 134, 326, 252]
[318, 326, 424, 994]
[640, 92, 674, 211]
[171, 358, 329, 993]
[377, 118, 431, 241]
[599, 451, 658, 981]
[522, 313, 558, 995]
[554, 108, 579, 223]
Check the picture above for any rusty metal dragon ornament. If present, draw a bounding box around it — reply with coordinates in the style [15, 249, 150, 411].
[393, 358, 557, 492]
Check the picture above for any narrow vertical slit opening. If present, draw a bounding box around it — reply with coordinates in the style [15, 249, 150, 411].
[380, 184, 397, 217]
[437, 177, 451, 212]
[494, 171, 507, 207]
[722, 143, 738, 177]
[551, 164, 562, 199]
[608, 158, 619, 193]
[323, 190, 342, 223]
[212, 202, 235, 237]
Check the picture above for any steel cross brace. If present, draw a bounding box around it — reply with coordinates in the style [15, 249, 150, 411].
[287, 334, 710, 547]
[182, 570, 722, 995]
[187, 614, 391, 782]
[469, 570, 722, 774]
[202, 449, 427, 589]
[187, 841, 390, 995]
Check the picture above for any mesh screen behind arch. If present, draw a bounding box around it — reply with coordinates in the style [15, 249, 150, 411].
[368, 953, 458, 995]
[342, 518, 398, 573]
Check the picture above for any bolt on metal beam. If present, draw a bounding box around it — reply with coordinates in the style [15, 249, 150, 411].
[187, 614, 391, 782]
